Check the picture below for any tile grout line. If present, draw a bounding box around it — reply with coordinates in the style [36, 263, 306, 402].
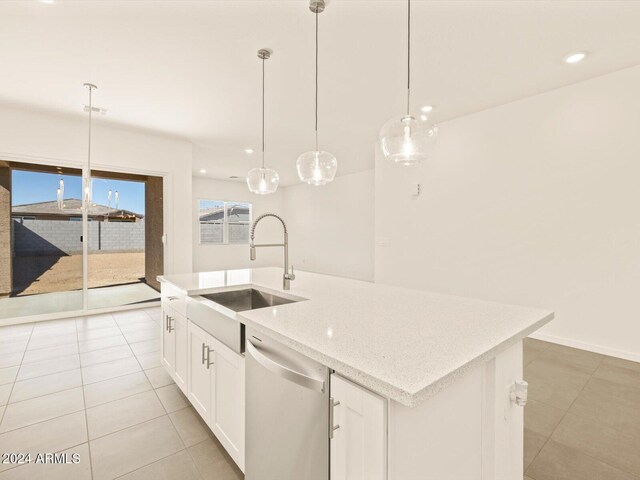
[106, 307, 195, 478]
[76, 312, 96, 480]
[543, 355, 640, 480]
[0, 322, 34, 429]
[525, 351, 607, 477]
[109, 446, 194, 480]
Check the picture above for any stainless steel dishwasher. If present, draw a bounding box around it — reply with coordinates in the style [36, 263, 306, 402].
[245, 327, 329, 480]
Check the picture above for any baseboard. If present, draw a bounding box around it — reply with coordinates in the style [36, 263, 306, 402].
[529, 331, 640, 363]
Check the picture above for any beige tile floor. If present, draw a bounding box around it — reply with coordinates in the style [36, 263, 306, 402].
[524, 338, 640, 480]
[2, 310, 638, 480]
[0, 307, 243, 480]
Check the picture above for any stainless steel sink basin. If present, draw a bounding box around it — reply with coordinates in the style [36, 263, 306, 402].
[201, 288, 298, 312]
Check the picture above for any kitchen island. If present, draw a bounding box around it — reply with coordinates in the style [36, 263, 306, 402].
[158, 267, 553, 480]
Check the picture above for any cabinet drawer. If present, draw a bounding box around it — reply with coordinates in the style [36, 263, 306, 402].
[161, 283, 187, 316]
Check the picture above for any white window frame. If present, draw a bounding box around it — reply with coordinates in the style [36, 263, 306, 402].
[198, 199, 252, 245]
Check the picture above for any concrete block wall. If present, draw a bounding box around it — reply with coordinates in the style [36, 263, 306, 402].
[200, 223, 249, 244]
[12, 219, 145, 255]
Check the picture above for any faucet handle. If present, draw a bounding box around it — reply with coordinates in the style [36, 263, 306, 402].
[289, 265, 296, 280]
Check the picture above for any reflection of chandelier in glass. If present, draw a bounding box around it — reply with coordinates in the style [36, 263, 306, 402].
[107, 189, 120, 220]
[56, 178, 64, 210]
[82, 82, 97, 211]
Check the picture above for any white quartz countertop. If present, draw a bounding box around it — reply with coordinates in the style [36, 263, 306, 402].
[159, 268, 553, 407]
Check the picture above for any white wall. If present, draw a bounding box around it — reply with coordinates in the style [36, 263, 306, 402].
[192, 176, 284, 272]
[283, 170, 375, 281]
[375, 65, 640, 361]
[0, 104, 193, 275]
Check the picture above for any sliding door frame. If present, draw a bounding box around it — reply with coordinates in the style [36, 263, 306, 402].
[0, 151, 170, 326]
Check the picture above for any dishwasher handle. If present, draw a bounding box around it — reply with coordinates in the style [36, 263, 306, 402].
[246, 340, 325, 393]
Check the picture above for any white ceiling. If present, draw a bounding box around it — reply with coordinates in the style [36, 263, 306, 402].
[2, 0, 640, 185]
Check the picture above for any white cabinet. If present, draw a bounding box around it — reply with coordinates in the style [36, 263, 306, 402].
[211, 339, 245, 472]
[330, 374, 387, 480]
[187, 321, 213, 422]
[161, 305, 188, 394]
[173, 312, 188, 392]
[186, 320, 245, 472]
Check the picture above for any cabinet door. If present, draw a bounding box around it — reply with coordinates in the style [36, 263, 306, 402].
[173, 312, 188, 394]
[161, 307, 175, 373]
[187, 321, 213, 423]
[330, 374, 386, 480]
[210, 340, 245, 472]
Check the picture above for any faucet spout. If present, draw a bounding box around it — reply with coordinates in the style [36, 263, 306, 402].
[249, 213, 295, 290]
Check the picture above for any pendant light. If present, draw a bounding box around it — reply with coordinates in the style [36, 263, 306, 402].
[296, 0, 337, 186]
[247, 49, 279, 195]
[379, 0, 437, 165]
[82, 82, 97, 210]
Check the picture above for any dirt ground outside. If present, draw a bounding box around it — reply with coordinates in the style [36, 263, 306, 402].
[13, 252, 145, 296]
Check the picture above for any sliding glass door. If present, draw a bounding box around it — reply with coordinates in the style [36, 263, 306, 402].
[86, 172, 160, 310]
[0, 161, 162, 321]
[0, 164, 84, 320]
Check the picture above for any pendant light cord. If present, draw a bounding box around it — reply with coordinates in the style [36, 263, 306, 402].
[88, 86, 93, 173]
[261, 56, 265, 169]
[315, 8, 319, 151]
[406, 0, 411, 116]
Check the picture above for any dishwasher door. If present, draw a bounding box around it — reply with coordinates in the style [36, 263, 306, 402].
[245, 328, 329, 480]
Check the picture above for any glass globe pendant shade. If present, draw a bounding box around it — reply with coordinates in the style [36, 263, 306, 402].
[296, 150, 337, 186]
[246, 167, 279, 195]
[380, 114, 437, 166]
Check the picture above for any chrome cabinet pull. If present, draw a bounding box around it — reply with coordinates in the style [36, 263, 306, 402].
[329, 397, 340, 439]
[205, 347, 214, 369]
[201, 343, 207, 365]
[165, 314, 169, 332]
[167, 316, 174, 332]
[167, 296, 178, 301]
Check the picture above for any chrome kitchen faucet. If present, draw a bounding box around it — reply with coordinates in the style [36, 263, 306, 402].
[249, 213, 295, 290]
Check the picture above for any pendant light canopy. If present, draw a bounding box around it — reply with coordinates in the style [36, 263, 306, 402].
[379, 0, 437, 166]
[83, 82, 97, 211]
[247, 49, 279, 195]
[296, 0, 337, 186]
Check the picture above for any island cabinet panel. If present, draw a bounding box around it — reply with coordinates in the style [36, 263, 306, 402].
[388, 365, 483, 480]
[211, 339, 245, 472]
[187, 321, 213, 422]
[387, 341, 525, 480]
[330, 374, 387, 480]
[161, 304, 188, 394]
[173, 312, 188, 392]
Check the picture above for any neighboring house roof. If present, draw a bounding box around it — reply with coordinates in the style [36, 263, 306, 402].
[12, 199, 144, 219]
[200, 205, 250, 222]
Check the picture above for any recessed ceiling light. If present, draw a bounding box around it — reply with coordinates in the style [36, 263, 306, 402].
[244, 148, 254, 154]
[199, 169, 207, 174]
[420, 105, 433, 113]
[40, 0, 55, 3]
[564, 52, 587, 64]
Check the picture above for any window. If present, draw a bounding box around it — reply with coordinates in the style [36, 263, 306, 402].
[199, 200, 252, 245]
